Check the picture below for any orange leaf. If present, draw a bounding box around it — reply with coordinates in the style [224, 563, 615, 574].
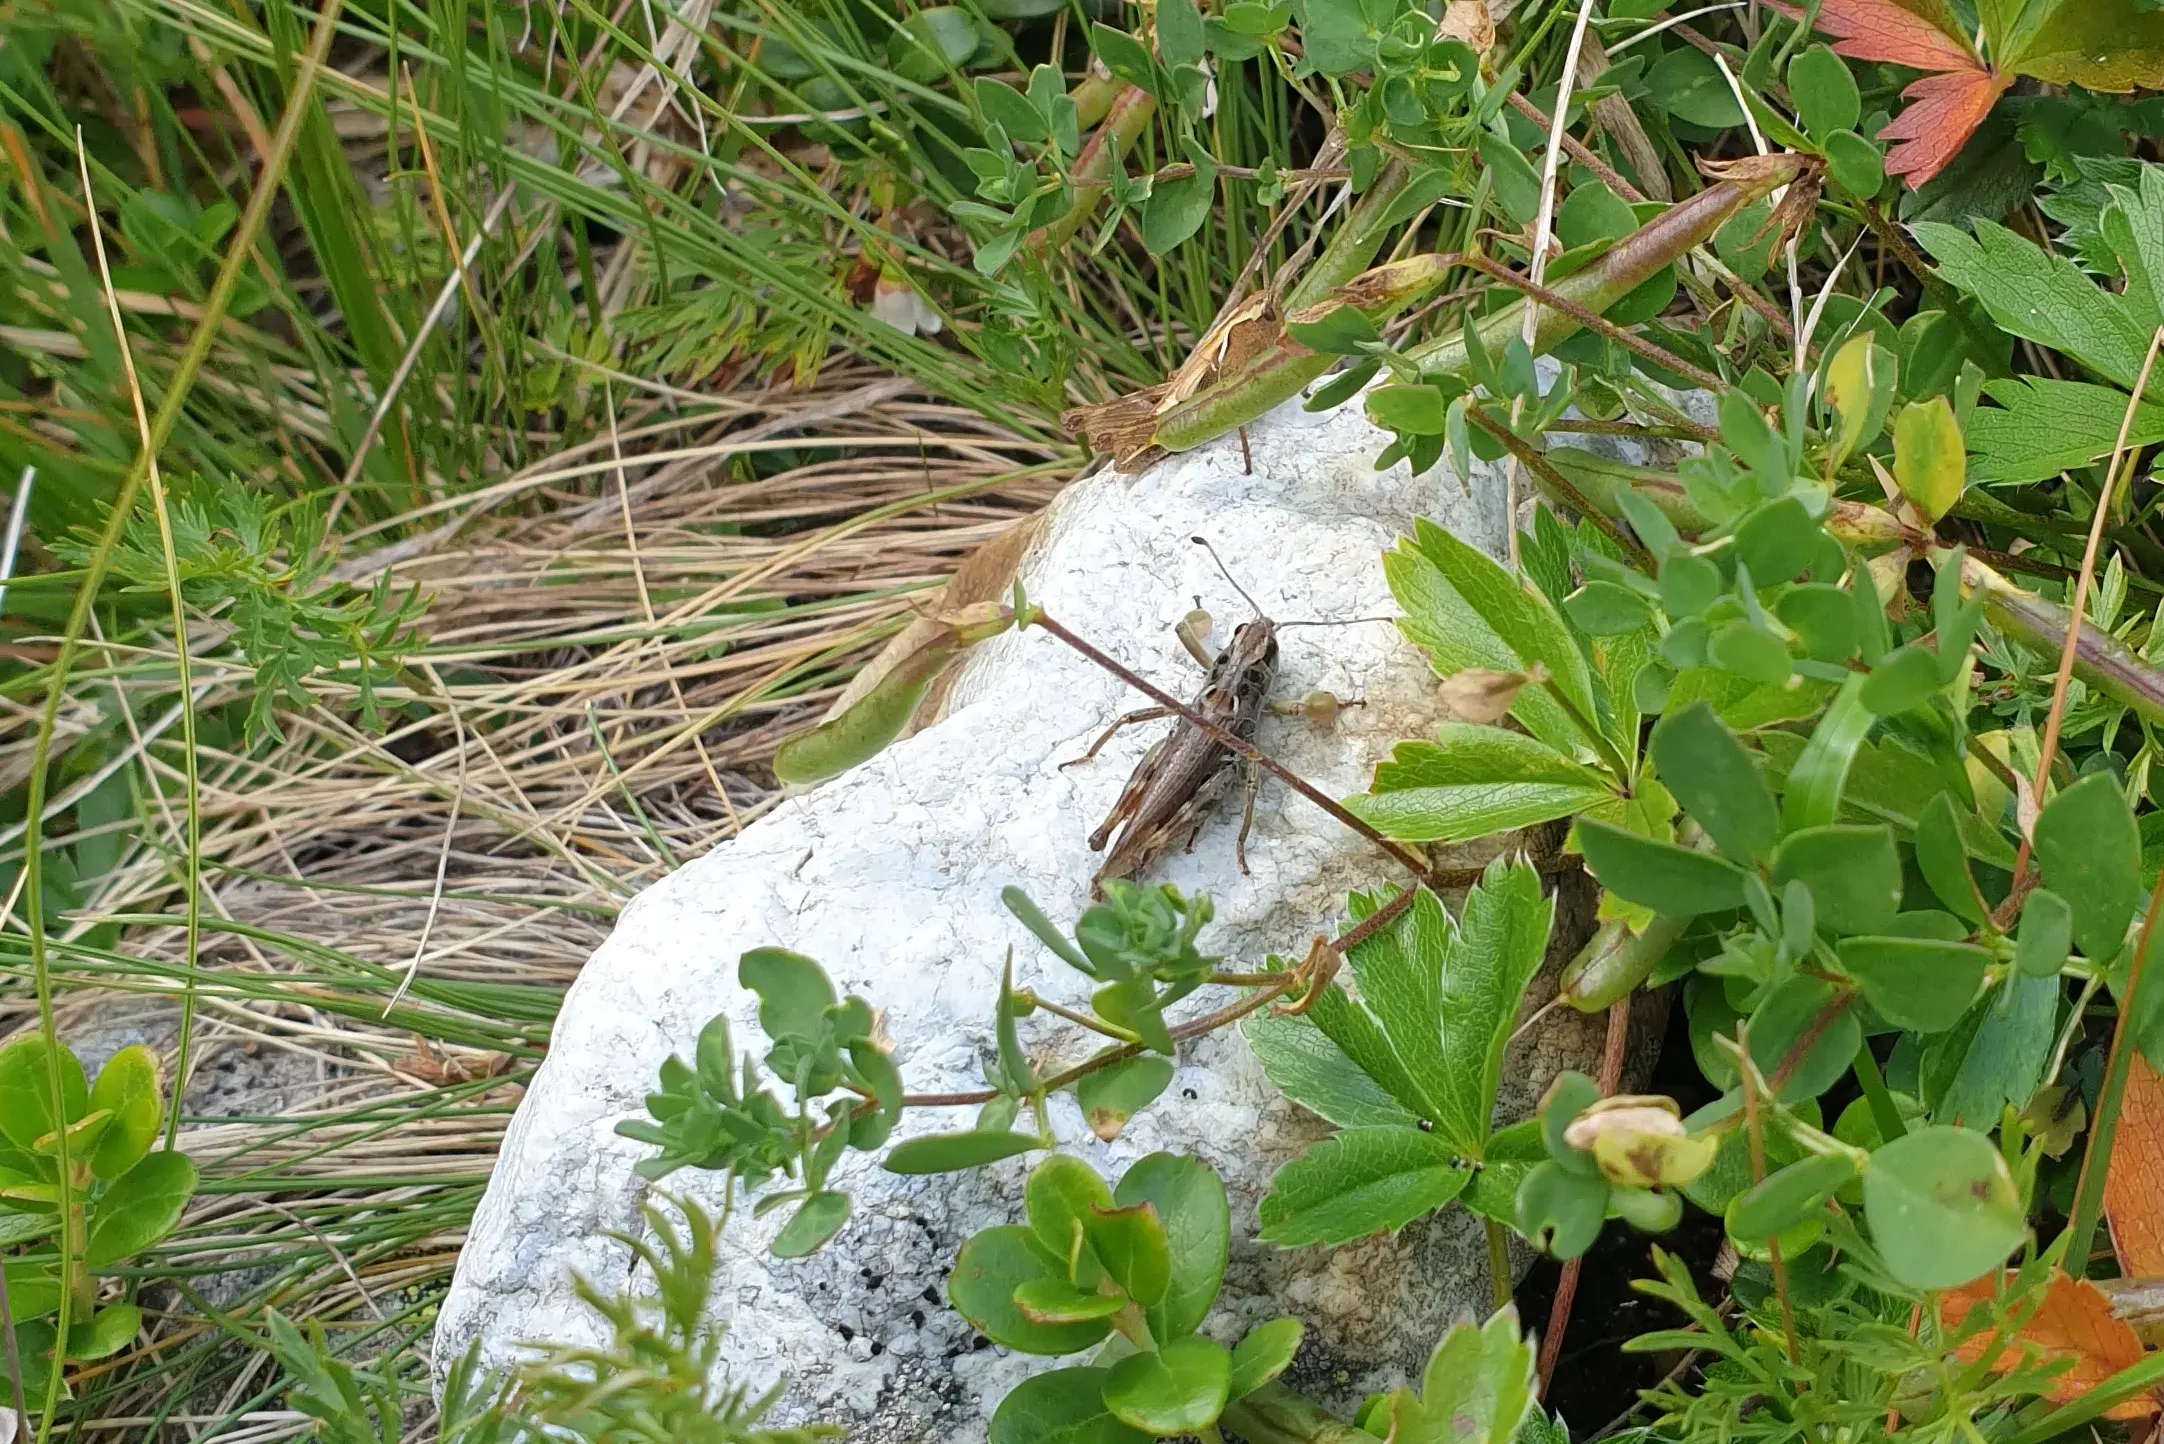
[2107, 1052, 2164, 1277]
[1877, 68, 2012, 187]
[1764, 0, 1977, 72]
[1939, 1270, 2157, 1420]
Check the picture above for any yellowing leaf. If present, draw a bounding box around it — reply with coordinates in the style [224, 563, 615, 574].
[1892, 396, 1965, 523]
[1825, 333, 1894, 467]
[1939, 1269, 2156, 1419]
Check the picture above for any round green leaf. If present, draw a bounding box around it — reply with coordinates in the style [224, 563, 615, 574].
[1104, 1336, 1232, 1434]
[1113, 1152, 1228, 1339]
[1860, 644, 1942, 716]
[771, 1191, 850, 1258]
[1771, 825, 1901, 936]
[1825, 130, 1885, 199]
[1607, 1185, 1682, 1233]
[1027, 1154, 1116, 1265]
[1085, 1203, 1172, 1310]
[1788, 44, 1860, 138]
[1650, 702, 1778, 863]
[1564, 581, 1655, 637]
[1775, 584, 1859, 664]
[1913, 792, 1985, 925]
[85, 1045, 162, 1183]
[1838, 936, 1989, 1033]
[1517, 1159, 1609, 1259]
[990, 1366, 1150, 1444]
[1575, 820, 1750, 916]
[1727, 1154, 1855, 1241]
[2015, 888, 2074, 979]
[1540, 1071, 1604, 1177]
[1660, 553, 1723, 619]
[1014, 1277, 1129, 1324]
[889, 7, 984, 83]
[1707, 621, 1793, 685]
[884, 1129, 1041, 1174]
[1229, 1318, 1304, 1400]
[1862, 1125, 2025, 1290]
[2034, 772, 2140, 962]
[67, 1302, 141, 1362]
[950, 1226, 1114, 1355]
[0, 1036, 88, 1155]
[1075, 1057, 1174, 1144]
[1747, 978, 1861, 1102]
[86, 1149, 197, 1270]
[1735, 498, 1818, 586]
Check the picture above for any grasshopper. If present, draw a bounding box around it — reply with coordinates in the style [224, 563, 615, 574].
[1065, 538, 1355, 896]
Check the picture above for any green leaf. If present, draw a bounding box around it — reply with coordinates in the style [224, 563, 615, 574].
[771, 1192, 851, 1258]
[1076, 1056, 1174, 1142]
[1666, 666, 1831, 730]
[1747, 978, 1861, 1102]
[1862, 1125, 2026, 1290]
[1257, 1127, 1472, 1246]
[1406, 519, 1603, 753]
[1860, 645, 1942, 715]
[2033, 771, 2139, 961]
[1823, 333, 1896, 468]
[990, 1367, 1150, 1444]
[1477, 133, 1541, 226]
[1347, 726, 1614, 845]
[83, 1045, 160, 1183]
[1004, 886, 1093, 973]
[1229, 1318, 1304, 1400]
[1157, 0, 1205, 65]
[1734, 498, 1818, 586]
[1789, 44, 1860, 138]
[1090, 23, 1158, 92]
[1386, 539, 1581, 755]
[67, 1302, 141, 1362]
[951, 1226, 1115, 1354]
[738, 948, 836, 1043]
[1772, 825, 1902, 936]
[1026, 1154, 1115, 1267]
[1383, 1308, 1538, 1444]
[976, 78, 1048, 144]
[0, 1036, 87, 1155]
[1934, 971, 2059, 1127]
[2015, 888, 2073, 978]
[1014, 1277, 1128, 1323]
[1086, 1203, 1171, 1308]
[1143, 166, 1216, 255]
[1434, 861, 1555, 1152]
[1892, 397, 1965, 523]
[1651, 702, 1778, 863]
[1996, 1, 2164, 91]
[1966, 376, 2164, 484]
[1576, 820, 1750, 916]
[1464, 1119, 1547, 1224]
[884, 1130, 1042, 1174]
[1781, 676, 1874, 830]
[1244, 1012, 1420, 1129]
[1707, 621, 1792, 686]
[1913, 219, 2152, 389]
[1564, 581, 1655, 636]
[1516, 1160, 1609, 1259]
[1838, 937, 1989, 1032]
[1104, 1337, 1231, 1435]
[1113, 1152, 1228, 1340]
[86, 1150, 198, 1269]
[1645, 44, 1745, 127]
[889, 8, 983, 83]
[1914, 793, 1986, 924]
[1368, 384, 1451, 436]
[1825, 130, 1885, 199]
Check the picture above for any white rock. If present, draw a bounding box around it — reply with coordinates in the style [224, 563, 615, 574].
[436, 387, 1693, 1439]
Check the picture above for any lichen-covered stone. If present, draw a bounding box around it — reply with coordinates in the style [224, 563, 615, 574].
[436, 387, 1688, 1439]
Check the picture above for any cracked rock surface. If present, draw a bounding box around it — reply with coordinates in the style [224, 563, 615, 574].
[436, 387, 1692, 1439]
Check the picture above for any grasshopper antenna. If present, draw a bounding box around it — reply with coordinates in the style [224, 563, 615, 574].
[1277, 616, 1398, 629]
[1190, 535, 1264, 618]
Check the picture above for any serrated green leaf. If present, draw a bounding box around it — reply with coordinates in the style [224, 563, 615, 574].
[1243, 1013, 1420, 1129]
[1346, 726, 1614, 845]
[1386, 541, 1581, 754]
[1258, 1126, 1472, 1246]
[1914, 219, 2152, 389]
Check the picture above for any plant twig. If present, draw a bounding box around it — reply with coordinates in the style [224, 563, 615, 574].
[1538, 995, 1631, 1394]
[1458, 254, 1727, 395]
[1463, 408, 1653, 567]
[1739, 1024, 1803, 1368]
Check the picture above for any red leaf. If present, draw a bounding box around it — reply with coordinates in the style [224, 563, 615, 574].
[1798, 0, 1978, 71]
[1877, 68, 2012, 186]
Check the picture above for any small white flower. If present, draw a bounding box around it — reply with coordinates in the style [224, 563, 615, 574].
[871, 271, 943, 336]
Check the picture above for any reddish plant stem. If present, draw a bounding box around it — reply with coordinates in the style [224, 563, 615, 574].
[1457, 253, 1727, 395]
[1537, 995, 1631, 1393]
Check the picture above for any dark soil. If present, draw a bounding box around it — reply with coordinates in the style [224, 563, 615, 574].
[1512, 996, 1726, 1439]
